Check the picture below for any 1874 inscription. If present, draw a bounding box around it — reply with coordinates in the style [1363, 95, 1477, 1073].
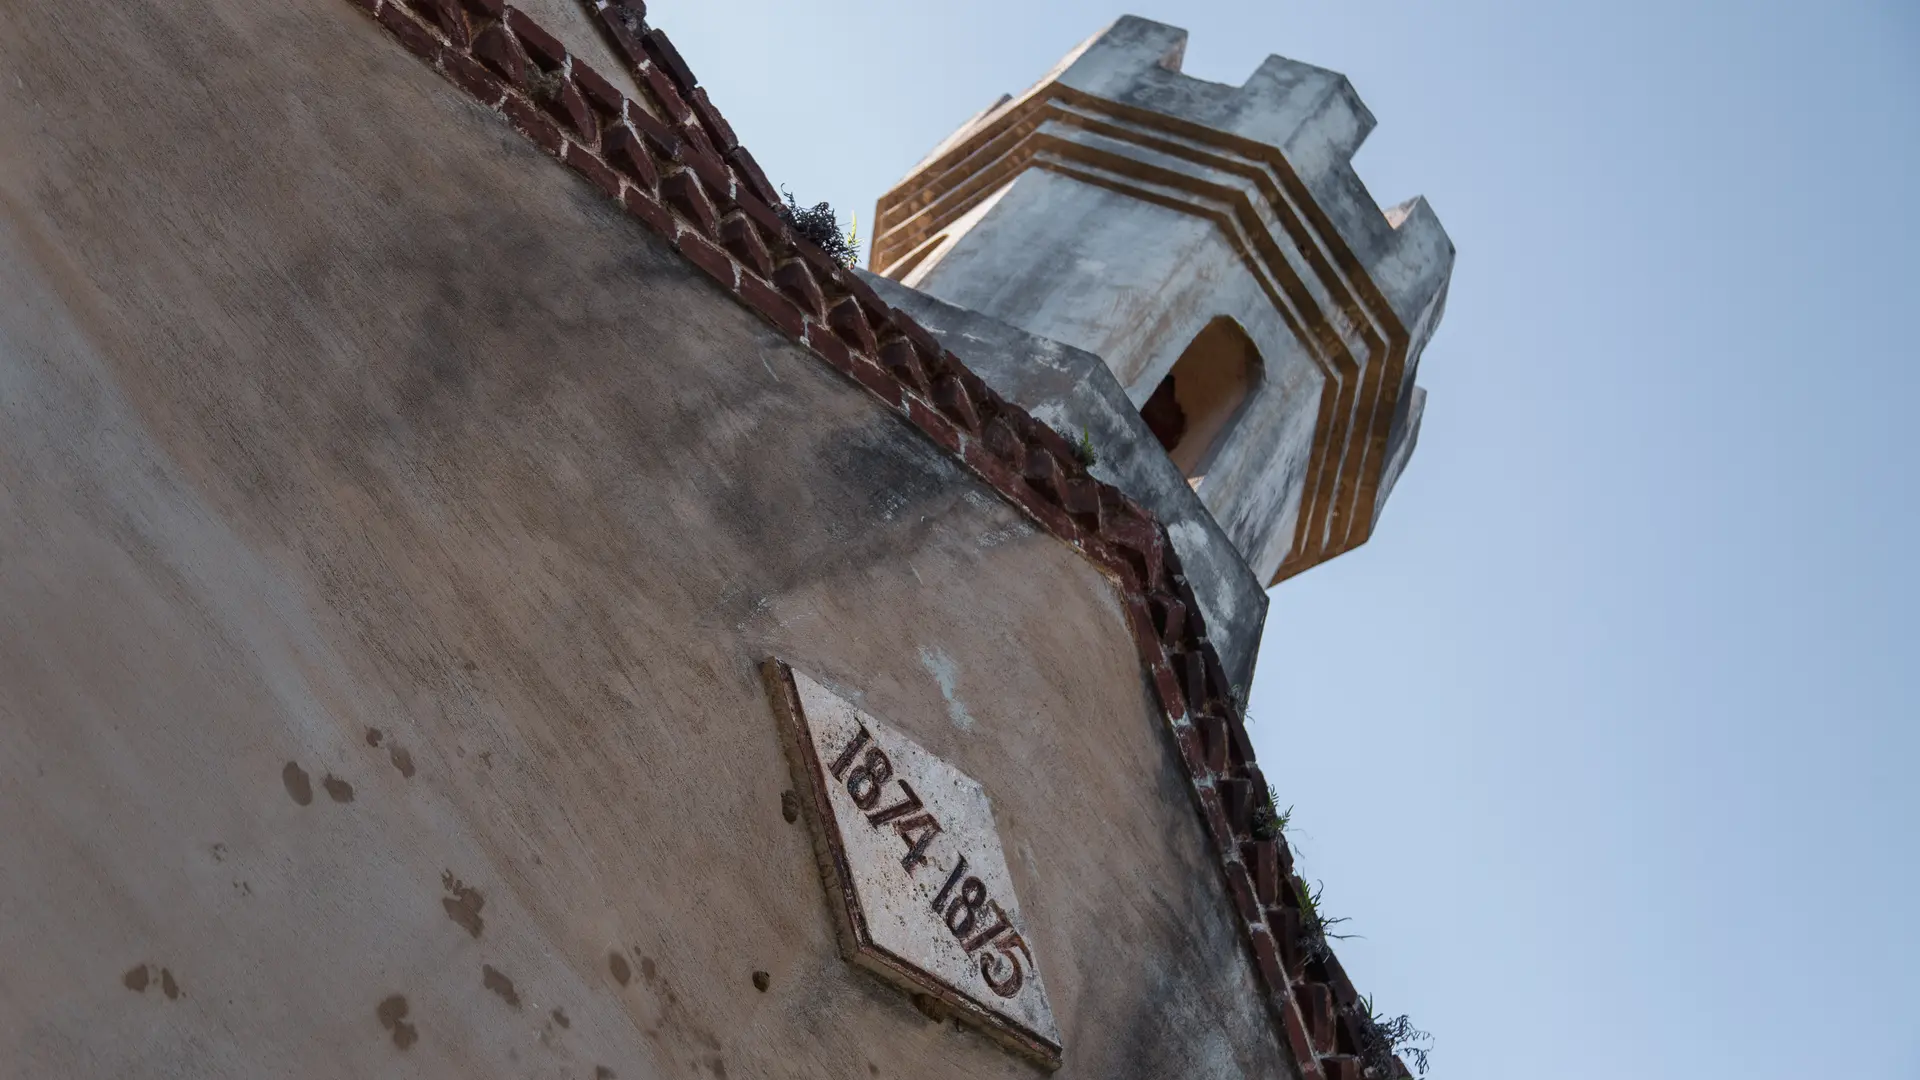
[764, 660, 1062, 1068]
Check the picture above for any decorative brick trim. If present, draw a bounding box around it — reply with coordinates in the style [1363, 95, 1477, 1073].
[350, 3, 1411, 1076]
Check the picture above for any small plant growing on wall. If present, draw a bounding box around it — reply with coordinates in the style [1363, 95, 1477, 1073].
[1073, 428, 1098, 468]
[1348, 994, 1433, 1078]
[777, 187, 860, 267]
[1250, 798, 1290, 841]
[1290, 877, 1356, 965]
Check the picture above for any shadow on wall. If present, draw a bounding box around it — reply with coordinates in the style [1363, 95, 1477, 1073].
[1138, 316, 1263, 490]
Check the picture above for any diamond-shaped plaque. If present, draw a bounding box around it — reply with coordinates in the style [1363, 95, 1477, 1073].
[763, 660, 1062, 1068]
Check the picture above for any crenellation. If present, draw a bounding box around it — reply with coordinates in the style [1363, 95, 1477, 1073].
[871, 14, 1453, 590]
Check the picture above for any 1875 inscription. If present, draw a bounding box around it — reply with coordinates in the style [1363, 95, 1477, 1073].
[764, 660, 1062, 1068]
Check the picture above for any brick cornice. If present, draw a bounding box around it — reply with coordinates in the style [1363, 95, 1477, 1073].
[350, 2, 1413, 1076]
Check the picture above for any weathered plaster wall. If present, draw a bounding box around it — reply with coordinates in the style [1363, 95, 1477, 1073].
[860, 271, 1270, 695]
[871, 15, 1455, 585]
[0, 3, 1296, 1078]
[899, 171, 1331, 584]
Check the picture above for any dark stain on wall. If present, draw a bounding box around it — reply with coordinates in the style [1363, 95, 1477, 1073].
[440, 872, 485, 938]
[375, 994, 418, 1051]
[281, 761, 312, 806]
[481, 964, 520, 1009]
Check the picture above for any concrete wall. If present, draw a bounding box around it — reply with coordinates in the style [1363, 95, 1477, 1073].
[871, 16, 1455, 585]
[899, 170, 1332, 585]
[0, 2, 1296, 1078]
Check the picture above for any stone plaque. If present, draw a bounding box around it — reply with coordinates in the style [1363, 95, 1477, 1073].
[764, 660, 1062, 1068]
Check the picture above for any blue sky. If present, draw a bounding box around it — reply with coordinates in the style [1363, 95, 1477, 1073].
[654, 2, 1920, 1076]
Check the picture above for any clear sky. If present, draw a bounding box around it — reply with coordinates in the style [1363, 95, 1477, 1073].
[653, 2, 1919, 1076]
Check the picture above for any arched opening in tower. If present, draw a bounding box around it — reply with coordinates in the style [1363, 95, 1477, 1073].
[1139, 316, 1262, 487]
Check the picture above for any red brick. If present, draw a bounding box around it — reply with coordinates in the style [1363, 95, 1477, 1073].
[1269, 906, 1308, 978]
[626, 104, 682, 160]
[1026, 422, 1079, 473]
[660, 170, 718, 236]
[570, 58, 627, 119]
[802, 323, 854, 375]
[727, 146, 780, 206]
[674, 228, 736, 290]
[907, 398, 961, 454]
[1196, 786, 1232, 849]
[1023, 447, 1065, 502]
[688, 87, 739, 151]
[1246, 768, 1273, 830]
[1061, 477, 1100, 525]
[1006, 481, 1077, 541]
[562, 142, 622, 199]
[1206, 647, 1234, 708]
[1151, 665, 1186, 721]
[503, 7, 568, 68]
[1298, 982, 1336, 1054]
[847, 356, 905, 409]
[443, 50, 506, 105]
[827, 297, 877, 354]
[739, 274, 805, 339]
[961, 440, 1022, 497]
[376, 1, 441, 61]
[1249, 925, 1288, 995]
[680, 143, 734, 203]
[980, 415, 1025, 469]
[639, 61, 691, 122]
[406, 0, 470, 47]
[770, 260, 825, 318]
[1319, 954, 1363, 1012]
[1149, 593, 1187, 645]
[1219, 775, 1252, 834]
[621, 185, 673, 236]
[470, 23, 528, 87]
[734, 192, 788, 244]
[501, 95, 563, 154]
[604, 124, 659, 189]
[594, 2, 648, 67]
[1177, 649, 1210, 711]
[892, 315, 943, 366]
[1227, 714, 1255, 771]
[932, 374, 981, 433]
[1196, 712, 1228, 775]
[877, 339, 930, 395]
[1224, 863, 1261, 925]
[641, 28, 697, 91]
[549, 78, 598, 142]
[1121, 596, 1156, 657]
[719, 213, 773, 277]
[1320, 1056, 1365, 1080]
[1173, 723, 1207, 777]
[787, 232, 844, 279]
[1243, 838, 1280, 906]
[1279, 999, 1318, 1072]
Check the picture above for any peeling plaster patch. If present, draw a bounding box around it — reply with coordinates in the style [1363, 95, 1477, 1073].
[1027, 402, 1072, 432]
[917, 646, 975, 732]
[975, 524, 1028, 549]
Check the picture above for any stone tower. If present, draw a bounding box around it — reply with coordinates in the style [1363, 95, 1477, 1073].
[869, 16, 1454, 595]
